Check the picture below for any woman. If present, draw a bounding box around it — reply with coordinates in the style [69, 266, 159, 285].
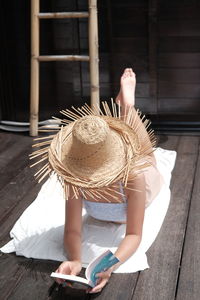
[46, 68, 163, 293]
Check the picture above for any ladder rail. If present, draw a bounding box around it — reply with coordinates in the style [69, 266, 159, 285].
[30, 0, 39, 137]
[89, 0, 100, 109]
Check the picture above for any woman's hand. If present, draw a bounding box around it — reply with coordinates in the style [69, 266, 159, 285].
[88, 268, 113, 294]
[54, 260, 82, 284]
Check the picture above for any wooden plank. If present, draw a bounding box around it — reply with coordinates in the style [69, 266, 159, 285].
[159, 37, 200, 53]
[5, 258, 61, 300]
[110, 54, 148, 74]
[47, 0, 74, 10]
[0, 135, 31, 167]
[176, 141, 200, 300]
[90, 273, 139, 300]
[0, 163, 40, 226]
[0, 253, 62, 300]
[40, 19, 73, 39]
[112, 6, 147, 20]
[0, 254, 32, 300]
[159, 53, 200, 68]
[105, 0, 115, 98]
[135, 98, 156, 114]
[111, 0, 147, 8]
[159, 69, 200, 83]
[40, 62, 73, 81]
[78, 20, 88, 39]
[0, 255, 87, 299]
[49, 284, 89, 300]
[0, 135, 33, 190]
[112, 15, 148, 27]
[39, 60, 79, 111]
[99, 37, 148, 54]
[0, 133, 20, 155]
[160, 5, 200, 19]
[159, 20, 200, 37]
[69, 8, 83, 103]
[158, 98, 200, 114]
[0, 181, 42, 246]
[156, 134, 181, 151]
[112, 23, 147, 38]
[158, 82, 200, 98]
[132, 136, 199, 300]
[170, 0, 200, 4]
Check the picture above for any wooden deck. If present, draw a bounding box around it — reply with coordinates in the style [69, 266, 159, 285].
[0, 131, 199, 300]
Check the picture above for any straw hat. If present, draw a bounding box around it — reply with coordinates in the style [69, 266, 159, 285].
[30, 100, 156, 201]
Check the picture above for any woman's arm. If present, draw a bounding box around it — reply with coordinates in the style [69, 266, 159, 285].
[90, 174, 146, 293]
[55, 193, 83, 283]
[64, 194, 83, 262]
[114, 173, 146, 264]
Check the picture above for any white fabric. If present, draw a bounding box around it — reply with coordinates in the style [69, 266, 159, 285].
[0, 147, 176, 273]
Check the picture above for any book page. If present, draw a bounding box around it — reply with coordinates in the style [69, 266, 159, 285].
[50, 272, 92, 288]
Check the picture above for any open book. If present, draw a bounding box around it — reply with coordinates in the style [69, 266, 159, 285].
[51, 250, 119, 288]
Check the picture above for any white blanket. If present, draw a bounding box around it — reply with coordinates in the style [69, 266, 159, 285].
[0, 148, 176, 273]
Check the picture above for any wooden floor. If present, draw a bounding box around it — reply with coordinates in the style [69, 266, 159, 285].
[0, 131, 200, 300]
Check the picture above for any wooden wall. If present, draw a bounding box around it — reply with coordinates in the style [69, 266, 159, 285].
[158, 0, 200, 115]
[0, 1, 30, 121]
[0, 0, 200, 123]
[104, 0, 200, 117]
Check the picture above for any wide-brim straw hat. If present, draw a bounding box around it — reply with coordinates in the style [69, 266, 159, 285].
[30, 100, 156, 201]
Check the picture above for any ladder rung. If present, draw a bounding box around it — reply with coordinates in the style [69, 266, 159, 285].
[38, 12, 89, 19]
[37, 55, 90, 62]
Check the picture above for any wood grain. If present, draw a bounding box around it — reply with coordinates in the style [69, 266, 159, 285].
[176, 140, 200, 300]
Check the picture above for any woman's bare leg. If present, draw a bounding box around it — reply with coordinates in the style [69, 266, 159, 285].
[115, 68, 136, 107]
[115, 68, 155, 159]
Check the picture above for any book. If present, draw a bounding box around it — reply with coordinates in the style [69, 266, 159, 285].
[51, 250, 119, 288]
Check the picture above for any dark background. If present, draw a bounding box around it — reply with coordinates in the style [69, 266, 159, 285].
[1, 0, 200, 130]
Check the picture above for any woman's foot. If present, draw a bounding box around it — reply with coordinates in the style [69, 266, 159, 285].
[115, 68, 136, 107]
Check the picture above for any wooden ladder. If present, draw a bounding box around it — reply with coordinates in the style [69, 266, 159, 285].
[30, 0, 99, 136]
